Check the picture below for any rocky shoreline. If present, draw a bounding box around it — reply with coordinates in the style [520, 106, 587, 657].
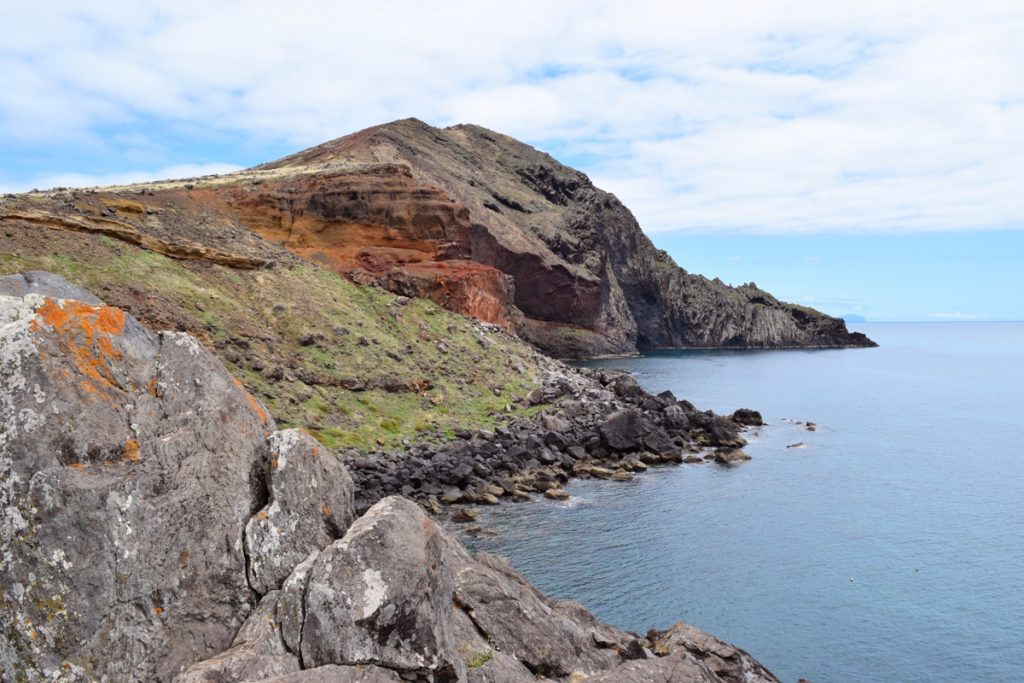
[343, 357, 763, 515]
[0, 273, 779, 682]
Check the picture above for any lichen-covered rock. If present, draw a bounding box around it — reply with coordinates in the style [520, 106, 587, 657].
[254, 665, 405, 682]
[174, 591, 300, 682]
[585, 653, 720, 682]
[451, 605, 536, 683]
[300, 496, 465, 682]
[246, 429, 356, 594]
[0, 279, 276, 681]
[0, 270, 103, 304]
[651, 622, 781, 683]
[277, 549, 321, 655]
[452, 553, 623, 677]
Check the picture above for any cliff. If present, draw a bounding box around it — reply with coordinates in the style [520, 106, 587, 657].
[2, 118, 873, 359]
[253, 118, 876, 356]
[0, 276, 779, 682]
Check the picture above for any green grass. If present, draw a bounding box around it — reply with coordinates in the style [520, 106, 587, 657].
[465, 648, 493, 669]
[1, 225, 545, 451]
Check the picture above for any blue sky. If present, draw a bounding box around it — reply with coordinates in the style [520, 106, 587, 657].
[2, 1, 1022, 320]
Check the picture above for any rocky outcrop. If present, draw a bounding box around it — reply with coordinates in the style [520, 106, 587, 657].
[0, 277, 277, 681]
[1, 275, 780, 682]
[341, 365, 756, 513]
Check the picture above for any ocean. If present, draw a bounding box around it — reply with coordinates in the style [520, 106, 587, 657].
[460, 323, 1024, 682]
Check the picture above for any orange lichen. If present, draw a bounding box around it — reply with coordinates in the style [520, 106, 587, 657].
[30, 298, 127, 397]
[321, 504, 332, 517]
[270, 459, 279, 471]
[147, 376, 159, 397]
[245, 392, 269, 426]
[257, 510, 268, 520]
[153, 606, 163, 615]
[68, 463, 87, 470]
[122, 439, 140, 463]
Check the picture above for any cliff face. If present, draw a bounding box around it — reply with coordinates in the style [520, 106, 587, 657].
[1, 118, 874, 358]
[247, 119, 874, 356]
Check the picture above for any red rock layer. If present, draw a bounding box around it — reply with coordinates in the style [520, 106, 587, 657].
[202, 165, 519, 328]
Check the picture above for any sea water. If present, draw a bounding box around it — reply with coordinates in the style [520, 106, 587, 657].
[461, 323, 1024, 682]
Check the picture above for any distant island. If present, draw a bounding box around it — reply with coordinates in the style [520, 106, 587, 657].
[842, 314, 868, 323]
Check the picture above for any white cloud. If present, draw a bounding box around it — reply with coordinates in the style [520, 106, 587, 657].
[1, 1, 1023, 233]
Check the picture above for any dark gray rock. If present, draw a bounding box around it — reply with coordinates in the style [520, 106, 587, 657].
[255, 664, 404, 682]
[0, 270, 103, 304]
[0, 286, 276, 681]
[729, 409, 764, 427]
[300, 497, 464, 682]
[652, 622, 781, 683]
[599, 409, 646, 451]
[694, 413, 747, 448]
[246, 429, 356, 594]
[174, 591, 300, 682]
[585, 653, 719, 682]
[452, 552, 620, 677]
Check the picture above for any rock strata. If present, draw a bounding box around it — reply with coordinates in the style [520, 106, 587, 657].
[1, 276, 779, 682]
[254, 118, 876, 357]
[2, 118, 877, 359]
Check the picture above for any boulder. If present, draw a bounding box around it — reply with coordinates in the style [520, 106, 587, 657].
[729, 409, 764, 427]
[174, 591, 300, 682]
[714, 449, 752, 465]
[245, 429, 356, 594]
[693, 413, 747, 448]
[277, 549, 322, 654]
[585, 653, 719, 682]
[599, 409, 646, 451]
[451, 604, 536, 683]
[0, 270, 103, 304]
[651, 622, 781, 683]
[452, 553, 621, 677]
[300, 497, 464, 682]
[0, 285, 275, 681]
[663, 403, 691, 430]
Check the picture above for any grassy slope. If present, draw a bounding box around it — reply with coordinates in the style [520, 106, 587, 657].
[0, 225, 544, 450]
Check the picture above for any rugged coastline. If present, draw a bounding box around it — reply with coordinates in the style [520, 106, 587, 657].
[0, 121, 855, 682]
[0, 274, 779, 682]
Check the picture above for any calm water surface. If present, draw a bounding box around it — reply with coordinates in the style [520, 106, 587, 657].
[462, 323, 1024, 683]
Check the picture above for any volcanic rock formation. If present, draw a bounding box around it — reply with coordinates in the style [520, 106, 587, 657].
[0, 275, 779, 682]
[1, 118, 874, 358]
[246, 118, 875, 356]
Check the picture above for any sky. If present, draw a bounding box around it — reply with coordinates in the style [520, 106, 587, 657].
[2, 1, 1022, 321]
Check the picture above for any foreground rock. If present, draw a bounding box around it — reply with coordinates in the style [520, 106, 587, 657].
[1, 276, 779, 682]
[0, 277, 280, 680]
